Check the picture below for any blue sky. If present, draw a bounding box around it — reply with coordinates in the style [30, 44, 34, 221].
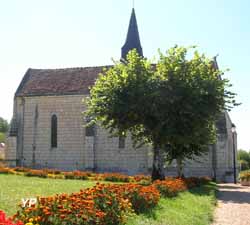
[0, 0, 249, 149]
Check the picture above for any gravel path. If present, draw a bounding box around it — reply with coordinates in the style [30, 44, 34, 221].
[212, 183, 250, 225]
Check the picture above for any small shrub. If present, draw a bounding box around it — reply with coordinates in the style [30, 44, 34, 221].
[153, 177, 211, 198]
[0, 167, 10, 174]
[43, 169, 62, 175]
[153, 178, 187, 197]
[240, 171, 250, 182]
[24, 170, 47, 178]
[63, 171, 89, 180]
[137, 179, 151, 186]
[63, 171, 74, 179]
[133, 174, 151, 183]
[123, 184, 160, 213]
[184, 176, 211, 187]
[47, 174, 64, 179]
[93, 184, 132, 225]
[102, 173, 130, 182]
[73, 171, 89, 180]
[13, 167, 30, 173]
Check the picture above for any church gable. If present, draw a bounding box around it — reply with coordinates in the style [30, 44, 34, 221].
[15, 66, 111, 97]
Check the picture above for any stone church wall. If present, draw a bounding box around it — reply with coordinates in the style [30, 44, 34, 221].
[15, 95, 86, 170]
[13, 95, 150, 173]
[160, 148, 213, 178]
[215, 112, 238, 182]
[94, 127, 150, 174]
[7, 95, 236, 181]
[4, 136, 17, 167]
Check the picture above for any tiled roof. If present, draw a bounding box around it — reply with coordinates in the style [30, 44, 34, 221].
[15, 59, 218, 97]
[15, 66, 111, 97]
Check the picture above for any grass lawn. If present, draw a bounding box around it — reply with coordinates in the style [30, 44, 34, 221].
[126, 182, 217, 225]
[0, 174, 101, 216]
[0, 174, 217, 225]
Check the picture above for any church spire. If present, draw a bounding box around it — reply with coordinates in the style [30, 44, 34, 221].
[121, 8, 143, 60]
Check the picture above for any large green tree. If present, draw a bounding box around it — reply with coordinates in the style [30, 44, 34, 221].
[85, 46, 237, 180]
[0, 117, 9, 133]
[0, 133, 6, 143]
[238, 149, 250, 171]
[0, 117, 9, 143]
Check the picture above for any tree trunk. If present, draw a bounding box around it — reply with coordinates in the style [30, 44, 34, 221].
[176, 157, 184, 178]
[152, 145, 165, 181]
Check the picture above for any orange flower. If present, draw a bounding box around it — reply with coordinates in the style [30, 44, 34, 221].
[60, 214, 66, 219]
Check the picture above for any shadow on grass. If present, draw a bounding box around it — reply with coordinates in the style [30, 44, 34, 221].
[136, 208, 158, 220]
[217, 184, 245, 190]
[134, 182, 217, 221]
[188, 182, 218, 197]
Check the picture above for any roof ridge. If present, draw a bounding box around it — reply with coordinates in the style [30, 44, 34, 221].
[29, 65, 113, 71]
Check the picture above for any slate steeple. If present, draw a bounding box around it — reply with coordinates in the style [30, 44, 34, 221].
[121, 8, 143, 60]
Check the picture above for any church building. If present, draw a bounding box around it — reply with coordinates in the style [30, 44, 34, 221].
[5, 8, 238, 182]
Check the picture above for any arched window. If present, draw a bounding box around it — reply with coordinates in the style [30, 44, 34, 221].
[119, 136, 125, 149]
[85, 117, 95, 137]
[51, 115, 57, 148]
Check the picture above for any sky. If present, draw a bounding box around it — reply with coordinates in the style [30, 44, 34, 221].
[0, 0, 249, 150]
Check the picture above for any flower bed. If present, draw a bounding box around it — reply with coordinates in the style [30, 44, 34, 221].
[153, 178, 188, 197]
[13, 183, 160, 225]
[0, 167, 11, 174]
[153, 177, 211, 197]
[239, 171, 250, 186]
[132, 174, 151, 185]
[99, 173, 131, 182]
[184, 176, 211, 188]
[63, 171, 89, 180]
[3, 170, 211, 225]
[0, 167, 210, 188]
[24, 170, 48, 178]
[13, 167, 30, 173]
[0, 167, 151, 183]
[109, 183, 160, 213]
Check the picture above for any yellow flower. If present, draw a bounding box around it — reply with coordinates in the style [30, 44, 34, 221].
[25, 223, 33, 225]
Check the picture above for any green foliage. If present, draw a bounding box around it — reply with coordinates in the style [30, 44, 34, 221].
[0, 132, 6, 143]
[239, 160, 249, 171]
[238, 149, 250, 170]
[85, 46, 237, 179]
[0, 117, 9, 133]
[0, 117, 8, 144]
[238, 149, 250, 161]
